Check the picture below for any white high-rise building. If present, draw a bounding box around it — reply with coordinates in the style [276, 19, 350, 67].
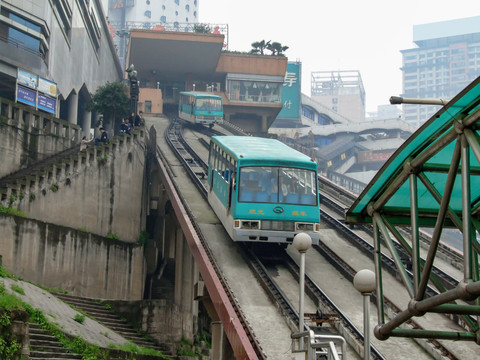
[401, 16, 480, 127]
[100, 0, 200, 66]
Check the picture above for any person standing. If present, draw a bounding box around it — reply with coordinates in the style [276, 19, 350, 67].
[80, 136, 93, 151]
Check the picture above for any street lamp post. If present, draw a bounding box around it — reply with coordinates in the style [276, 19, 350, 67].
[354, 269, 376, 360]
[293, 233, 312, 337]
[126, 64, 139, 115]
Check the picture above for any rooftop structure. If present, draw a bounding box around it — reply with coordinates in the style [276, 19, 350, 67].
[311, 70, 366, 122]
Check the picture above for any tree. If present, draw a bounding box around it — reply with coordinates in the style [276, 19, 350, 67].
[85, 81, 130, 132]
[193, 23, 211, 33]
[267, 42, 289, 56]
[250, 40, 270, 55]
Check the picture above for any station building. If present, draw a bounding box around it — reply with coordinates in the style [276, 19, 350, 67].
[126, 29, 288, 134]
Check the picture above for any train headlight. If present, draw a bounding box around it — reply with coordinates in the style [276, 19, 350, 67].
[234, 220, 240, 228]
[315, 223, 320, 232]
[240, 220, 260, 230]
[295, 223, 314, 231]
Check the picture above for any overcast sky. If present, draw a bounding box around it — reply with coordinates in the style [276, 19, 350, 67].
[199, 1, 480, 113]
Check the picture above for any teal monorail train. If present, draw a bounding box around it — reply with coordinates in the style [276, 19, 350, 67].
[207, 136, 320, 245]
[178, 91, 223, 126]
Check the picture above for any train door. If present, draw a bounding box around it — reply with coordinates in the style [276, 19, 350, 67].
[227, 159, 237, 212]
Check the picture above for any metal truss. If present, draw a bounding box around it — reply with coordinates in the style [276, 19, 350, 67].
[367, 106, 480, 342]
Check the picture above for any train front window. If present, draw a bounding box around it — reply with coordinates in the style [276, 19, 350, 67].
[196, 98, 221, 111]
[238, 167, 317, 205]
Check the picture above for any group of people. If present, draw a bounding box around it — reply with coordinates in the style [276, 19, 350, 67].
[120, 111, 144, 135]
[80, 111, 144, 151]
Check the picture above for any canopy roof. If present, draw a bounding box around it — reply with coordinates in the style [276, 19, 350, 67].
[346, 76, 480, 227]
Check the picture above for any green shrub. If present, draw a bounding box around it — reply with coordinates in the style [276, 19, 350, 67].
[106, 232, 119, 241]
[0, 206, 27, 218]
[10, 284, 25, 296]
[74, 314, 85, 324]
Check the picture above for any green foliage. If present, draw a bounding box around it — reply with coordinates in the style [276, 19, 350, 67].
[29, 193, 35, 202]
[250, 40, 270, 55]
[85, 81, 130, 129]
[138, 230, 149, 245]
[50, 183, 58, 192]
[0, 282, 24, 311]
[97, 154, 108, 166]
[193, 23, 211, 33]
[0, 206, 27, 218]
[103, 303, 113, 312]
[108, 342, 169, 358]
[106, 232, 119, 241]
[73, 314, 85, 324]
[266, 41, 289, 55]
[250, 39, 288, 56]
[10, 284, 25, 296]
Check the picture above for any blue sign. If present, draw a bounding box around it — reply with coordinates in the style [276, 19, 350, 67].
[17, 86, 37, 107]
[38, 94, 56, 114]
[277, 62, 301, 119]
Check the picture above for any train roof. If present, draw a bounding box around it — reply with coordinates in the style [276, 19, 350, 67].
[211, 136, 317, 168]
[179, 91, 222, 99]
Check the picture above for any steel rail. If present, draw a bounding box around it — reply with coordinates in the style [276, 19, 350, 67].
[162, 120, 267, 359]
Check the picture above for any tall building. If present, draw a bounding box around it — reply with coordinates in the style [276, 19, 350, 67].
[310, 70, 366, 122]
[401, 16, 480, 127]
[101, 0, 201, 67]
[0, 0, 121, 132]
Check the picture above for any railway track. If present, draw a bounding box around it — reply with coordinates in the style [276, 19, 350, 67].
[166, 119, 467, 359]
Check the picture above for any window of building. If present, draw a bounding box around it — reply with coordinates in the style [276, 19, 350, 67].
[174, 21, 179, 28]
[0, 8, 48, 59]
[174, 0, 179, 5]
[332, 98, 338, 104]
[53, 0, 72, 39]
[175, 11, 178, 16]
[193, 11, 197, 17]
[186, 4, 190, 11]
[162, 5, 166, 9]
[144, 10, 151, 18]
[160, 16, 166, 22]
[145, 100, 152, 113]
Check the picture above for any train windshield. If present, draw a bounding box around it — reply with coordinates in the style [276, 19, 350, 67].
[238, 166, 317, 205]
[196, 98, 222, 111]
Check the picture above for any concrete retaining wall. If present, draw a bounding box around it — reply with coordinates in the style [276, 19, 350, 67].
[108, 299, 194, 343]
[0, 215, 145, 300]
[4, 131, 146, 242]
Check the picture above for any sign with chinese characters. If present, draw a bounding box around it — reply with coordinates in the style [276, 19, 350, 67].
[17, 86, 37, 107]
[17, 69, 37, 89]
[38, 94, 56, 114]
[16, 69, 57, 116]
[277, 62, 301, 120]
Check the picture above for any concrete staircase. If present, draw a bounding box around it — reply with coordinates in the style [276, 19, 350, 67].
[51, 292, 175, 357]
[29, 322, 83, 360]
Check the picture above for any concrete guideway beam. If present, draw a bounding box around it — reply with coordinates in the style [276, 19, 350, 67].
[154, 154, 258, 359]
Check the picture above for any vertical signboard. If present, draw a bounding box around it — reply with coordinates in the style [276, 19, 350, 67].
[277, 62, 301, 120]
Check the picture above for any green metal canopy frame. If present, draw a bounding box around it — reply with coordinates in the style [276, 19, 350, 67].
[346, 76, 480, 343]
